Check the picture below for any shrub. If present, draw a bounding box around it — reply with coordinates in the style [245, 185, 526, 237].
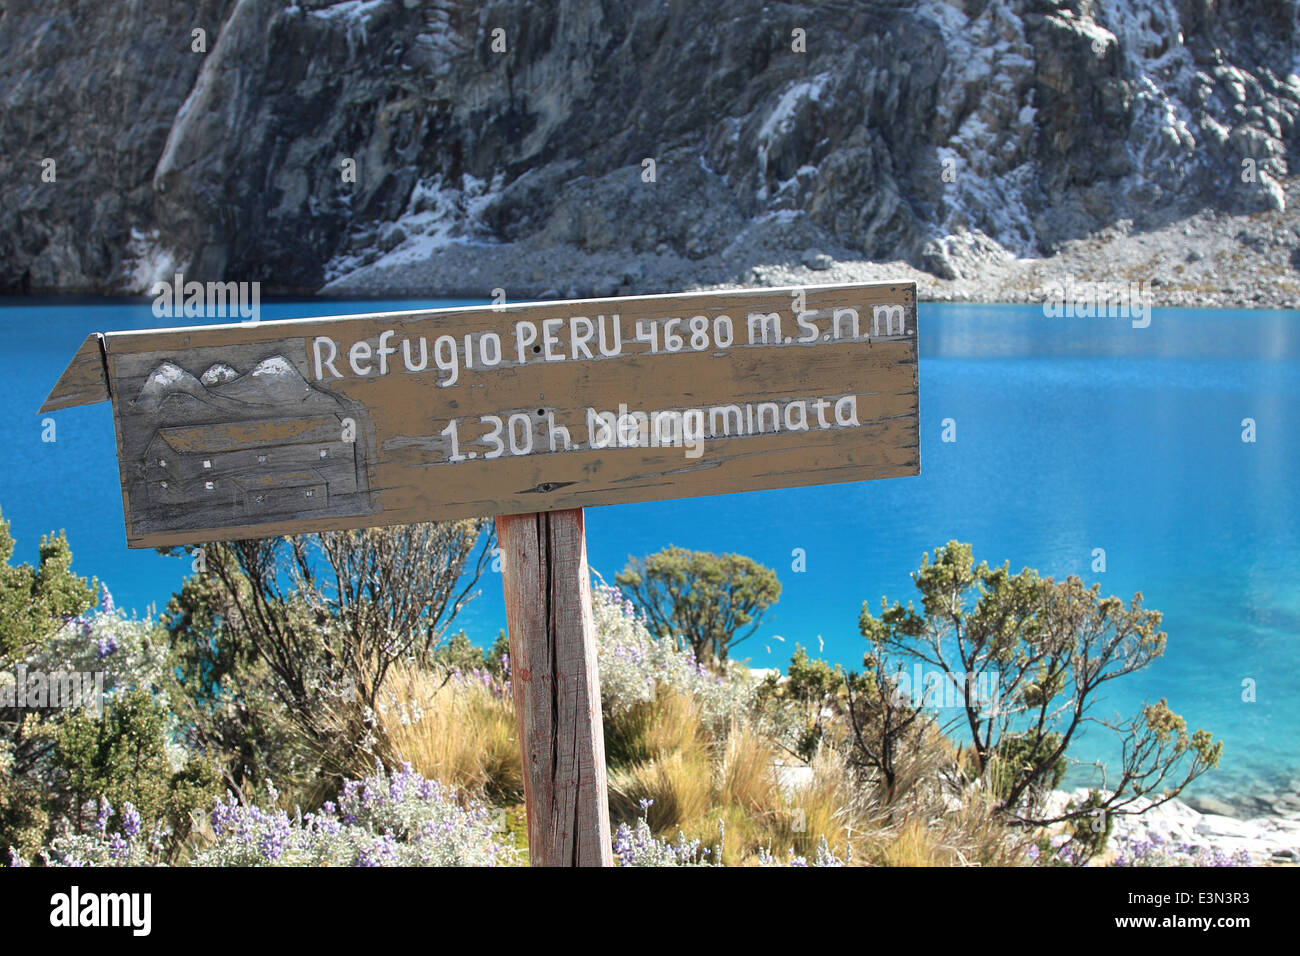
[616, 546, 780, 664]
[859, 541, 1221, 832]
[22, 764, 517, 868]
[0, 511, 99, 854]
[1061, 789, 1114, 862]
[52, 688, 221, 850]
[161, 520, 492, 788]
[0, 511, 96, 661]
[161, 567, 303, 795]
[0, 533, 217, 859]
[15, 797, 171, 867]
[26, 585, 171, 692]
[757, 644, 849, 761]
[612, 804, 721, 866]
[194, 765, 516, 867]
[433, 629, 510, 679]
[1107, 830, 1252, 867]
[0, 778, 48, 864]
[593, 580, 756, 735]
[755, 837, 846, 867]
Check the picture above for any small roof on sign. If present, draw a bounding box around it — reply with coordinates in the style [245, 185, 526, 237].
[148, 416, 345, 454]
[40, 334, 109, 414]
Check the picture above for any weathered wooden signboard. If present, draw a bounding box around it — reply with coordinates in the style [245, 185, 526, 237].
[43, 280, 919, 867]
[42, 282, 918, 549]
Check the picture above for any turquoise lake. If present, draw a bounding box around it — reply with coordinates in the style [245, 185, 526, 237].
[2, 296, 1296, 802]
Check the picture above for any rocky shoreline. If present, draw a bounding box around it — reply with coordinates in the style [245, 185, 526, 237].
[1049, 788, 1300, 866]
[320, 179, 1300, 313]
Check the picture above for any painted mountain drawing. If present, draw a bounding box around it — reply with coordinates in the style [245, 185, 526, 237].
[134, 355, 329, 417]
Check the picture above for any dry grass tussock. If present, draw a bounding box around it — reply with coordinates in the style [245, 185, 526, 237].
[324, 667, 1020, 866]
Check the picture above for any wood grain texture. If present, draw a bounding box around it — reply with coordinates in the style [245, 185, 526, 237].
[498, 508, 612, 867]
[43, 281, 919, 547]
[39, 334, 108, 413]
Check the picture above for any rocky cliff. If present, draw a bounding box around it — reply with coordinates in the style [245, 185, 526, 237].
[2, 0, 1297, 296]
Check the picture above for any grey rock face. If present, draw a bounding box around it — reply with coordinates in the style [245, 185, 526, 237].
[1, 0, 1298, 293]
[921, 239, 961, 280]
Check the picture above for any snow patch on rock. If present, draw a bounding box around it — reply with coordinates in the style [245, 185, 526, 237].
[322, 172, 504, 286]
[921, 0, 1038, 255]
[125, 229, 180, 295]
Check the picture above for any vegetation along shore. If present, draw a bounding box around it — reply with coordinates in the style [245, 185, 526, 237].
[3, 512, 1292, 866]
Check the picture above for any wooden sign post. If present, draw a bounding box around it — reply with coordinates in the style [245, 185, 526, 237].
[42, 281, 919, 867]
[497, 508, 610, 866]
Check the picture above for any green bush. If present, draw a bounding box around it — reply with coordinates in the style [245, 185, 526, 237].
[616, 546, 780, 665]
[0, 510, 96, 662]
[432, 629, 510, 678]
[990, 731, 1068, 802]
[859, 541, 1220, 831]
[53, 688, 220, 851]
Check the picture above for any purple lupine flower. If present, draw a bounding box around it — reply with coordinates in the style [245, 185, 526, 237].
[108, 833, 129, 860]
[121, 802, 141, 838]
[96, 635, 118, 658]
[210, 794, 241, 835]
[259, 812, 292, 861]
[354, 833, 397, 867]
[611, 822, 637, 866]
[360, 781, 382, 810]
[96, 797, 113, 833]
[100, 584, 115, 615]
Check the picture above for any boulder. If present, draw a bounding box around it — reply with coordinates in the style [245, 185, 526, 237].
[802, 249, 833, 271]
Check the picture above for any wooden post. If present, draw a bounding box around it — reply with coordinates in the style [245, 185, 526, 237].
[497, 508, 612, 867]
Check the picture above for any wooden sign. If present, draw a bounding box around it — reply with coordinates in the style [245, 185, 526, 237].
[43, 280, 920, 868]
[43, 282, 919, 549]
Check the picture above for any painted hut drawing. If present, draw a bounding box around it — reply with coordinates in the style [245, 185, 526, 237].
[141, 415, 360, 512]
[126, 353, 372, 529]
